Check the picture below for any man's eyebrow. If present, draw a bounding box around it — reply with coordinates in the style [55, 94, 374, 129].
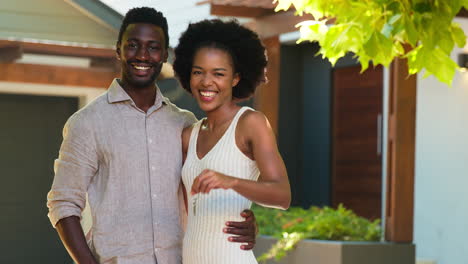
[125, 38, 162, 44]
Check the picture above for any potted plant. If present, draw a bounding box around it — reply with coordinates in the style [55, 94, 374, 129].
[252, 204, 415, 264]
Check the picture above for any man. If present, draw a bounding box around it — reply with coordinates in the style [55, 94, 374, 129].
[47, 7, 256, 264]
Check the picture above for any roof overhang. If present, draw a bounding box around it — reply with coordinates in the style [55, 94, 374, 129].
[208, 0, 315, 38]
[65, 0, 123, 32]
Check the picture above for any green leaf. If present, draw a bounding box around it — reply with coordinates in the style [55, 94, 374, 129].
[406, 45, 424, 74]
[423, 47, 458, 86]
[274, 0, 463, 86]
[274, 0, 293, 12]
[438, 31, 455, 55]
[403, 15, 418, 46]
[451, 23, 467, 48]
[296, 20, 328, 43]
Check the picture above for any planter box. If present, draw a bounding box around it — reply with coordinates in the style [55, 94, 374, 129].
[253, 236, 415, 264]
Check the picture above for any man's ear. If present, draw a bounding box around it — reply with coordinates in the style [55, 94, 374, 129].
[163, 49, 168, 63]
[116, 43, 121, 60]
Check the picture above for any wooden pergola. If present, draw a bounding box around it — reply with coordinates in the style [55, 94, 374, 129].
[0, 40, 119, 87]
[206, 0, 417, 243]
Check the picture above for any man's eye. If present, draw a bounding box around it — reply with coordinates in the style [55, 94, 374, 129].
[128, 43, 137, 48]
[192, 71, 202, 75]
[215, 73, 225, 77]
[149, 46, 160, 50]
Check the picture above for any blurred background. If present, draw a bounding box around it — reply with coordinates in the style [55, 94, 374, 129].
[1, 1, 467, 263]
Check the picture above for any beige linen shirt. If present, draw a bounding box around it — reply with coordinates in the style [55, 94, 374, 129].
[47, 79, 196, 264]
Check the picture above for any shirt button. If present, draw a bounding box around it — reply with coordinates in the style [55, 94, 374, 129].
[151, 166, 155, 171]
[152, 194, 157, 199]
[149, 139, 153, 144]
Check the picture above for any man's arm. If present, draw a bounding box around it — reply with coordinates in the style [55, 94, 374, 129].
[56, 216, 98, 264]
[224, 209, 257, 250]
[47, 113, 99, 263]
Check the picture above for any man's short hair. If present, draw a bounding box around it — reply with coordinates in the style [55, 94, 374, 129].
[117, 7, 169, 48]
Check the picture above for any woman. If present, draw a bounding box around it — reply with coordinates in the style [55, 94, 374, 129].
[173, 19, 291, 264]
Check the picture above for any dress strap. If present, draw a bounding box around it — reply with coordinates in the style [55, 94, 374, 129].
[223, 106, 253, 139]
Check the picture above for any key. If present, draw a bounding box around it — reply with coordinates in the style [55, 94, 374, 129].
[192, 194, 198, 216]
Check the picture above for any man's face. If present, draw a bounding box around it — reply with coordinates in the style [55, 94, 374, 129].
[117, 23, 168, 89]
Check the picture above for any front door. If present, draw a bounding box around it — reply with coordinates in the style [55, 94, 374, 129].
[331, 65, 383, 220]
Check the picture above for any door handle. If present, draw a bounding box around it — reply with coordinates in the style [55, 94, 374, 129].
[377, 113, 383, 156]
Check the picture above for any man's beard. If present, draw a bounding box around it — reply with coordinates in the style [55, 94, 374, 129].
[126, 71, 159, 88]
[122, 61, 162, 88]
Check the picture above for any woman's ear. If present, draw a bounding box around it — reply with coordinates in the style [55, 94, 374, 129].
[232, 73, 240, 87]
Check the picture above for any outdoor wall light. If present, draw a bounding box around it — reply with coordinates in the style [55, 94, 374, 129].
[458, 53, 468, 72]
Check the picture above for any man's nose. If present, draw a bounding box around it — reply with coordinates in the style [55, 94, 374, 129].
[136, 47, 149, 60]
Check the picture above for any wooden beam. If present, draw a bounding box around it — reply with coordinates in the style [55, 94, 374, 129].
[90, 57, 119, 71]
[209, 0, 276, 9]
[385, 55, 416, 242]
[243, 11, 315, 39]
[0, 63, 118, 88]
[457, 7, 468, 18]
[0, 45, 23, 63]
[210, 4, 275, 17]
[254, 36, 280, 135]
[0, 40, 115, 59]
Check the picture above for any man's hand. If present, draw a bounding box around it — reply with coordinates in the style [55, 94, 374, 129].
[56, 216, 98, 264]
[223, 209, 258, 250]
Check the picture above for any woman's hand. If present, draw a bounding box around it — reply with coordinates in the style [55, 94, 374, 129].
[191, 169, 238, 195]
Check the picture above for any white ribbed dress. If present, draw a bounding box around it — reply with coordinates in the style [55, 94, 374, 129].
[181, 107, 259, 264]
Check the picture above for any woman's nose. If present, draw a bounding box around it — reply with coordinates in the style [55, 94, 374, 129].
[202, 74, 213, 86]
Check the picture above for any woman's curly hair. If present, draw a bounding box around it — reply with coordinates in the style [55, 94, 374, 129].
[173, 19, 267, 100]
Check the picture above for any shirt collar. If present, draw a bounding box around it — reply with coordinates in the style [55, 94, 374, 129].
[107, 78, 168, 107]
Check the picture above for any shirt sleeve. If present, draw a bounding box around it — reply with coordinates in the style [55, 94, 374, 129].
[47, 112, 98, 227]
[183, 111, 198, 128]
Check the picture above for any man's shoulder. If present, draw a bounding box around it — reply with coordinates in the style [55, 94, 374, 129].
[163, 98, 197, 125]
[66, 93, 108, 127]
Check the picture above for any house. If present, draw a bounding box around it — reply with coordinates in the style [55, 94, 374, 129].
[0, 0, 124, 263]
[413, 17, 468, 264]
[204, 2, 468, 264]
[1, 0, 466, 264]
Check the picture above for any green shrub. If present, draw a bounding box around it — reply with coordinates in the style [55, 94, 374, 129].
[252, 204, 382, 262]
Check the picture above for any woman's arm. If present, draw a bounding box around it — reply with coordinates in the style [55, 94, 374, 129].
[190, 110, 291, 210]
[181, 125, 193, 163]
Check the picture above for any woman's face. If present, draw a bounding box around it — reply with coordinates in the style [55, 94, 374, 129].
[190, 47, 240, 112]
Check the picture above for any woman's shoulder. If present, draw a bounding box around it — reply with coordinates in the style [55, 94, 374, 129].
[238, 108, 269, 129]
[237, 108, 272, 142]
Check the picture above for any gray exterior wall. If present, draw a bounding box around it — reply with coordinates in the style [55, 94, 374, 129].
[0, 0, 118, 46]
[278, 42, 358, 208]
